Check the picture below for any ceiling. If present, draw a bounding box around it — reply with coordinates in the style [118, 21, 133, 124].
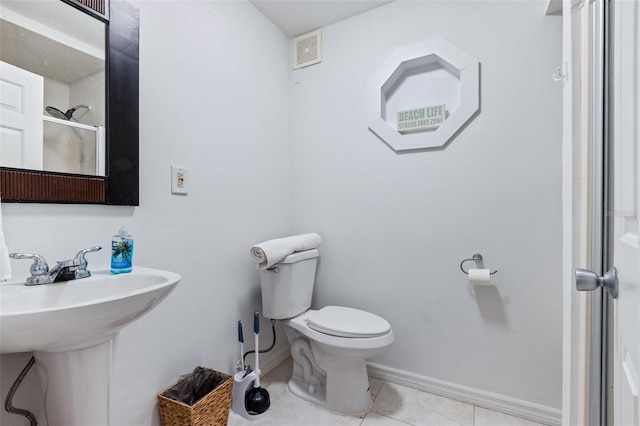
[249, 0, 393, 38]
[0, 0, 393, 83]
[0, 0, 105, 84]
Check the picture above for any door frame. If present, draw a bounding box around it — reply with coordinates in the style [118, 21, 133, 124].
[562, 0, 614, 425]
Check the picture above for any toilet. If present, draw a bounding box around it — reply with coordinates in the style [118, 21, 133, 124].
[259, 249, 394, 416]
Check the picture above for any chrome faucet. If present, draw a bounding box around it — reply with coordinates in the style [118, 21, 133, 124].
[9, 246, 102, 285]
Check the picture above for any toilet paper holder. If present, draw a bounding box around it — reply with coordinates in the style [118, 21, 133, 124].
[460, 254, 498, 275]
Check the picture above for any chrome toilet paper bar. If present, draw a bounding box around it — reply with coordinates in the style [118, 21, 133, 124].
[460, 254, 497, 275]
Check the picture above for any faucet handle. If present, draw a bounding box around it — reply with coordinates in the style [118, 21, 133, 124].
[75, 246, 102, 262]
[74, 246, 102, 278]
[8, 253, 49, 276]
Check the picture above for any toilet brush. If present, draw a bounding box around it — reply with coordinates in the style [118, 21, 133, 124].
[244, 311, 270, 414]
[238, 321, 245, 373]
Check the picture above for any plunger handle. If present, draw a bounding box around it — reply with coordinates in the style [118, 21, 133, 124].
[253, 311, 261, 387]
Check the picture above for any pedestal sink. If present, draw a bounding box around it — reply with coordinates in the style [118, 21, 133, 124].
[0, 267, 180, 425]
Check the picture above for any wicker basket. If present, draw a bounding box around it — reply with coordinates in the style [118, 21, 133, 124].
[157, 367, 233, 426]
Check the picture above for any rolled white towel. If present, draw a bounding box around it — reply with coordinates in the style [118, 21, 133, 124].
[251, 233, 321, 270]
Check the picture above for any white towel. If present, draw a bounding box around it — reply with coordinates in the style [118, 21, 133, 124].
[0, 200, 11, 281]
[250, 233, 321, 270]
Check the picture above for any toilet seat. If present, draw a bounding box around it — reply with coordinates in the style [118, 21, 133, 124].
[306, 306, 391, 338]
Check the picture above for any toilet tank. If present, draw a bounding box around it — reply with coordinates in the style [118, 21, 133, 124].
[259, 249, 319, 319]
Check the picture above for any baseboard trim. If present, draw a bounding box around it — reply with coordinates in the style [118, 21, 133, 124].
[260, 346, 291, 376]
[366, 362, 561, 426]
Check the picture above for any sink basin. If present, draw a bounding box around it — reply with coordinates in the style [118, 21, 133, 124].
[0, 266, 180, 353]
[0, 266, 180, 425]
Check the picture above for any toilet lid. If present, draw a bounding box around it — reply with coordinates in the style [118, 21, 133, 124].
[306, 306, 391, 338]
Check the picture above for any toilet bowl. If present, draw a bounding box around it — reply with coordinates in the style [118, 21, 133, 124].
[259, 249, 394, 415]
[284, 307, 393, 415]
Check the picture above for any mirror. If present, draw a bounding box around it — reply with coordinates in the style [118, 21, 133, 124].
[1, 0, 106, 175]
[0, 0, 139, 205]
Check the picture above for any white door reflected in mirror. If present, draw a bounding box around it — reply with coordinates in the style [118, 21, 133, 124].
[0, 61, 43, 169]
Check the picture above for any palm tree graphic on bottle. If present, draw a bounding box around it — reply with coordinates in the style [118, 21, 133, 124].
[111, 226, 134, 274]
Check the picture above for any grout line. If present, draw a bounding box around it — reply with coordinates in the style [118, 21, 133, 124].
[366, 381, 416, 426]
[367, 412, 416, 426]
[362, 380, 382, 426]
[371, 380, 385, 405]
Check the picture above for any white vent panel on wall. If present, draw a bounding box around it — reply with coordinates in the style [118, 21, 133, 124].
[293, 30, 322, 69]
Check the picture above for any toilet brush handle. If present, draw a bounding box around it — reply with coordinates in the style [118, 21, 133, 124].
[238, 321, 244, 371]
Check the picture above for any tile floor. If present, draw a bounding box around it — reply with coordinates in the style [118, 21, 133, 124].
[227, 358, 547, 426]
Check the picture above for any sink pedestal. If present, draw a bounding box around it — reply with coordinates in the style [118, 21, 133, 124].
[34, 339, 112, 426]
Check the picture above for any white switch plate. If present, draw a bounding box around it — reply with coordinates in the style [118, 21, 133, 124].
[171, 165, 188, 194]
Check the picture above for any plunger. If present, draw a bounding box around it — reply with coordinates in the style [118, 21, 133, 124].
[245, 311, 270, 415]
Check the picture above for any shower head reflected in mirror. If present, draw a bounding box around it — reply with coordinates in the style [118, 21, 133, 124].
[45, 105, 90, 121]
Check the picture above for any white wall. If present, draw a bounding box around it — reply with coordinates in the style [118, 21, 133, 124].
[43, 77, 70, 114]
[1, 1, 291, 425]
[289, 0, 563, 411]
[71, 70, 106, 126]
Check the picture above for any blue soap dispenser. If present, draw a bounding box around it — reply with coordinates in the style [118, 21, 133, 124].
[111, 225, 134, 274]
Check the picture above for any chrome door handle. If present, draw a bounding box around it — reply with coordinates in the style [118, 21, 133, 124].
[575, 267, 619, 299]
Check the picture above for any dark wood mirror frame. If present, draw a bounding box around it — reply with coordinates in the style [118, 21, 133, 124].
[0, 0, 139, 206]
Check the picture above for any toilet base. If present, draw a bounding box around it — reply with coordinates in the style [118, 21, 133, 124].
[312, 345, 373, 416]
[288, 376, 326, 407]
[287, 366, 372, 416]
[283, 326, 375, 416]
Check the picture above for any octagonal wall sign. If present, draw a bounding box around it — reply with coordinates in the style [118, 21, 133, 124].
[368, 37, 480, 152]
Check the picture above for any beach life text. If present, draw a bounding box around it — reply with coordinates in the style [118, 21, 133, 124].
[397, 104, 446, 133]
